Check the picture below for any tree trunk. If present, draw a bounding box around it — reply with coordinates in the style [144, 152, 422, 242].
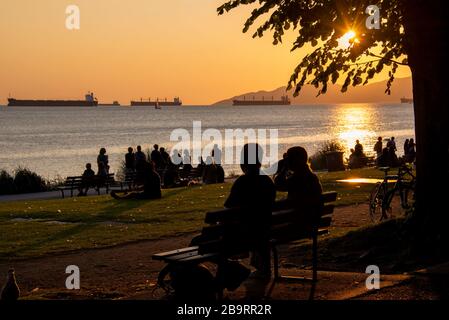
[402, 0, 449, 249]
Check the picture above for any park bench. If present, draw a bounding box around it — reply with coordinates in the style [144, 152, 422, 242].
[178, 167, 202, 181]
[58, 173, 117, 198]
[118, 171, 139, 191]
[152, 191, 337, 297]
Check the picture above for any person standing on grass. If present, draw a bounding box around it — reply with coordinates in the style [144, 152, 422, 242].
[151, 144, 163, 169]
[97, 148, 109, 174]
[404, 139, 410, 158]
[125, 147, 135, 171]
[407, 139, 416, 163]
[135, 145, 147, 171]
[374, 137, 383, 164]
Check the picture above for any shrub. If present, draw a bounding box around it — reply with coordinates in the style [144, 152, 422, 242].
[310, 140, 346, 171]
[0, 170, 15, 195]
[13, 167, 48, 194]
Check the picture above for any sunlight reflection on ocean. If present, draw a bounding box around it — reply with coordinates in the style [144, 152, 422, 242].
[0, 103, 414, 179]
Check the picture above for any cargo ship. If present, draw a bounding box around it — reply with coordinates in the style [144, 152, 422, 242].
[400, 97, 413, 104]
[130, 97, 182, 107]
[98, 101, 120, 106]
[7, 92, 98, 107]
[233, 95, 291, 106]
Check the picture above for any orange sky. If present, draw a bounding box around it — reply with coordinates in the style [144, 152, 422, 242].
[0, 0, 411, 105]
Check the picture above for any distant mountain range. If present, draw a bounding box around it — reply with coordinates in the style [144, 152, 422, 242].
[213, 76, 413, 105]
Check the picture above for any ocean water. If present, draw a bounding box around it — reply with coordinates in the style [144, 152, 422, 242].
[0, 103, 415, 180]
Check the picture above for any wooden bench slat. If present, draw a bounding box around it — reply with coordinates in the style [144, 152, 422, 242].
[319, 216, 333, 228]
[321, 191, 337, 203]
[176, 252, 220, 263]
[152, 246, 199, 260]
[320, 204, 335, 217]
[164, 250, 204, 262]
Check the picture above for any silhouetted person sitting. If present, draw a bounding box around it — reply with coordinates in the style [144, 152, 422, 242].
[348, 148, 358, 169]
[196, 156, 206, 177]
[216, 164, 225, 183]
[387, 137, 397, 152]
[111, 161, 161, 200]
[377, 147, 390, 167]
[172, 149, 183, 168]
[163, 162, 180, 188]
[160, 147, 171, 168]
[125, 147, 135, 171]
[388, 144, 399, 167]
[354, 140, 364, 157]
[182, 150, 193, 173]
[275, 153, 288, 176]
[224, 143, 276, 277]
[275, 146, 322, 211]
[202, 156, 218, 184]
[212, 144, 222, 166]
[151, 144, 163, 169]
[78, 163, 95, 196]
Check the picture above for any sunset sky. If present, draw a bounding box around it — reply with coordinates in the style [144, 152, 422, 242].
[0, 0, 411, 105]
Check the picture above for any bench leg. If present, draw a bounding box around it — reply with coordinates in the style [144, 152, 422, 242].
[312, 233, 318, 283]
[272, 245, 280, 280]
[272, 243, 314, 283]
[60, 190, 65, 199]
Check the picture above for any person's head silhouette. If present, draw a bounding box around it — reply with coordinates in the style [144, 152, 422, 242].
[286, 146, 308, 172]
[205, 156, 213, 165]
[128, 147, 133, 153]
[240, 143, 263, 175]
[154, 144, 159, 150]
[137, 145, 142, 152]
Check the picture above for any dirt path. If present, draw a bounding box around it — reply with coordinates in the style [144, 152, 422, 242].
[0, 202, 412, 300]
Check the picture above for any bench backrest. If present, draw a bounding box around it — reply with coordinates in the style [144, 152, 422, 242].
[199, 191, 337, 255]
[64, 173, 115, 185]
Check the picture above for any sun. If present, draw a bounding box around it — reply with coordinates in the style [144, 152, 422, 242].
[338, 30, 358, 49]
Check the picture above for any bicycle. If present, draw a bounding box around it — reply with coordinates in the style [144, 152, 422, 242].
[369, 164, 415, 223]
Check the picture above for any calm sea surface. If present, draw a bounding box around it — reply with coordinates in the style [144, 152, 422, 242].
[0, 104, 415, 180]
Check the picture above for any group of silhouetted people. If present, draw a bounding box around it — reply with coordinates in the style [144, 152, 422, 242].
[374, 136, 415, 167]
[77, 148, 111, 196]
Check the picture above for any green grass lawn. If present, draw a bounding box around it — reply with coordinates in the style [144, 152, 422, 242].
[0, 168, 388, 260]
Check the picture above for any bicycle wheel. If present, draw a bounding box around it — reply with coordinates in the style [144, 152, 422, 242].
[382, 188, 396, 219]
[369, 182, 387, 223]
